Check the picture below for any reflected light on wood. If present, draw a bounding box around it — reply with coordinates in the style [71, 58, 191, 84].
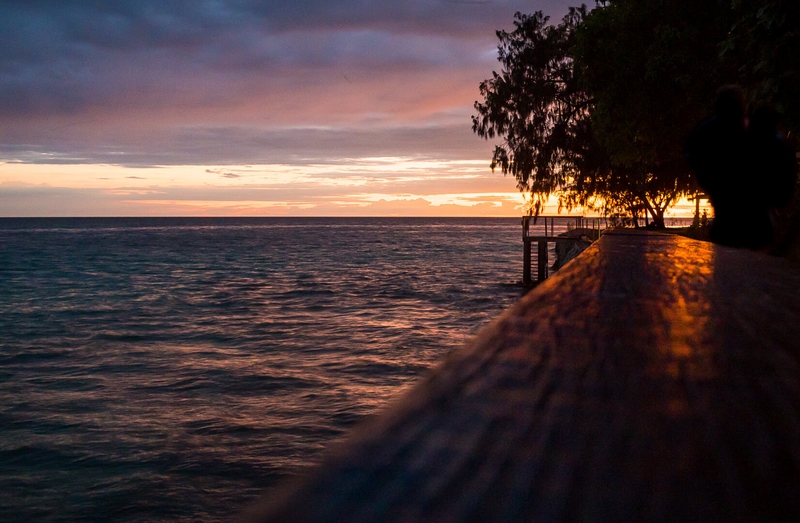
[242, 230, 800, 523]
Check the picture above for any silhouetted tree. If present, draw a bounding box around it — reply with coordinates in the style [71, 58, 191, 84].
[574, 0, 734, 227]
[472, 8, 606, 218]
[474, 1, 799, 229]
[717, 0, 800, 253]
[722, 0, 800, 135]
[473, 6, 702, 227]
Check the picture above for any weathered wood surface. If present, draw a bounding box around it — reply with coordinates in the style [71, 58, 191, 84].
[242, 230, 800, 523]
[525, 236, 593, 243]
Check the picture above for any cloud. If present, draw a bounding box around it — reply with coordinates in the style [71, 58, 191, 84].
[0, 0, 578, 215]
[0, 123, 494, 167]
[290, 196, 523, 217]
[0, 185, 149, 216]
[0, 182, 525, 217]
[0, 1, 576, 121]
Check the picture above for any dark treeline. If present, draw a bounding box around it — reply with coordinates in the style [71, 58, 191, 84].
[473, 0, 800, 232]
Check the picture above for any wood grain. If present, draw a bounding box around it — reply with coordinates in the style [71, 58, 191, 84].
[241, 231, 800, 523]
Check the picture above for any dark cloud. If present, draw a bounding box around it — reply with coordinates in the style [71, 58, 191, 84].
[0, 123, 492, 166]
[4, 1, 572, 39]
[0, 0, 576, 166]
[0, 0, 575, 114]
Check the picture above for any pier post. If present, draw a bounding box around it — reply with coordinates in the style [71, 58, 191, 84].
[537, 240, 548, 282]
[523, 238, 532, 286]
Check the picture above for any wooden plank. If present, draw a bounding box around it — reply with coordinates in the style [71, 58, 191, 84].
[524, 236, 593, 243]
[241, 230, 800, 523]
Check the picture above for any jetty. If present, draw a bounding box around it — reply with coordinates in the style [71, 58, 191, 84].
[522, 215, 605, 285]
[241, 230, 800, 522]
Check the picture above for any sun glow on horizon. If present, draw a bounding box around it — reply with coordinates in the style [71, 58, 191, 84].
[1, 159, 707, 219]
[0, 159, 526, 216]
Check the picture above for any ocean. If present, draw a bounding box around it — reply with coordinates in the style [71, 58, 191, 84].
[0, 217, 536, 522]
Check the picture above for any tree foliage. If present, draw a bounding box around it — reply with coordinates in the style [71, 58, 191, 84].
[723, 1, 800, 256]
[723, 0, 800, 134]
[472, 8, 600, 218]
[473, 1, 800, 228]
[573, 0, 734, 225]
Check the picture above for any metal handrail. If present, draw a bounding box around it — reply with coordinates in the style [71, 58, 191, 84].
[522, 215, 608, 241]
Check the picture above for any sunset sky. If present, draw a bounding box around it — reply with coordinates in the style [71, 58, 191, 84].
[0, 1, 698, 217]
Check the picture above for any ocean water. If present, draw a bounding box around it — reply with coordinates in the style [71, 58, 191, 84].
[0, 217, 535, 522]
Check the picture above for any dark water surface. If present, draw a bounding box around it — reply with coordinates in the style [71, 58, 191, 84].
[0, 217, 529, 522]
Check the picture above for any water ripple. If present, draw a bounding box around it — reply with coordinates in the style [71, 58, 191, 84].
[0, 217, 531, 522]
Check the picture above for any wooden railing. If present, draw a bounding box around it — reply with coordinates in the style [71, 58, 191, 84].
[240, 230, 800, 522]
[521, 215, 606, 285]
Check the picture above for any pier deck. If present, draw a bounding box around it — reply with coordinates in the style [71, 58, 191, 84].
[243, 230, 800, 522]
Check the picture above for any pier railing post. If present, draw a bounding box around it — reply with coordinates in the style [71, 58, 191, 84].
[537, 240, 548, 282]
[523, 239, 532, 286]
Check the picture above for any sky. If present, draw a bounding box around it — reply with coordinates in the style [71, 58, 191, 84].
[0, 0, 697, 217]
